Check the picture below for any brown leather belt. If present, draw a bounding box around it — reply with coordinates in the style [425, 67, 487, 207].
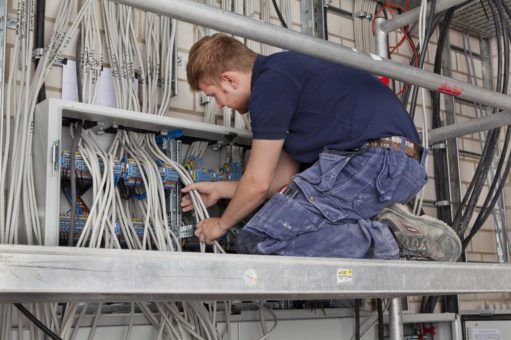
[366, 136, 423, 161]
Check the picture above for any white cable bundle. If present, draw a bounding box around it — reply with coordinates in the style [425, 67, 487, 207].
[79, 1, 103, 104]
[0, 0, 93, 274]
[203, 98, 219, 124]
[259, 0, 271, 55]
[220, 145, 244, 165]
[185, 141, 209, 160]
[234, 111, 248, 129]
[158, 17, 177, 115]
[194, 3, 219, 126]
[223, 107, 233, 128]
[353, 0, 376, 53]
[0, 0, 95, 338]
[74, 128, 121, 249]
[120, 132, 180, 252]
[279, 0, 292, 28]
[96, 5, 235, 338]
[244, 0, 261, 53]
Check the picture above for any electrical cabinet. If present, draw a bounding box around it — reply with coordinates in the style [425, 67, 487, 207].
[32, 98, 251, 246]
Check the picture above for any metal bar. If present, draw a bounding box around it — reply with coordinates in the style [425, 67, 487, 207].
[0, 0, 6, 178]
[2, 245, 511, 303]
[450, 44, 481, 59]
[440, 32, 462, 227]
[375, 18, 388, 59]
[479, 37, 509, 264]
[429, 111, 511, 145]
[378, 0, 469, 33]
[110, 0, 511, 116]
[389, 298, 404, 340]
[300, 0, 326, 39]
[324, 4, 353, 19]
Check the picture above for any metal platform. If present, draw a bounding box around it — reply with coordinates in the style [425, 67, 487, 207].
[0, 245, 510, 303]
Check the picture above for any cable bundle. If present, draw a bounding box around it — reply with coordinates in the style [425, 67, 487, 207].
[1, 0, 94, 338]
[454, 0, 511, 250]
[354, 0, 378, 53]
[78, 3, 103, 104]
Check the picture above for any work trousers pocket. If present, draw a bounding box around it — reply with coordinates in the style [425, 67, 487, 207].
[243, 193, 324, 242]
[353, 149, 428, 218]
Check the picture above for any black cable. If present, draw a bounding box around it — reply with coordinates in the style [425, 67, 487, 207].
[463, 128, 511, 247]
[454, 0, 507, 240]
[323, 6, 329, 40]
[430, 9, 456, 227]
[76, 34, 84, 103]
[354, 299, 361, 340]
[452, 130, 499, 236]
[495, 0, 509, 93]
[14, 303, 63, 340]
[376, 299, 384, 340]
[271, 0, 288, 28]
[34, 0, 46, 103]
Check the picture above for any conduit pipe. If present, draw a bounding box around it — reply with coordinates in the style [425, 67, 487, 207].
[429, 111, 511, 145]
[110, 0, 511, 121]
[389, 298, 404, 340]
[378, 0, 469, 33]
[375, 17, 389, 59]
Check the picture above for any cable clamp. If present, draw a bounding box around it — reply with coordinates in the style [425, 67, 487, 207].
[200, 94, 210, 105]
[431, 142, 447, 150]
[354, 11, 372, 19]
[32, 48, 45, 59]
[0, 15, 17, 30]
[435, 200, 451, 207]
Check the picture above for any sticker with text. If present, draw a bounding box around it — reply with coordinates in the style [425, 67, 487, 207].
[337, 268, 353, 284]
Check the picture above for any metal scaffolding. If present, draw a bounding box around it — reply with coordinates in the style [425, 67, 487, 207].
[1, 245, 511, 303]
[110, 0, 511, 143]
[2, 1, 511, 339]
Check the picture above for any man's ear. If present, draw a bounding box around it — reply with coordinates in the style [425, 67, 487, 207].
[220, 71, 239, 90]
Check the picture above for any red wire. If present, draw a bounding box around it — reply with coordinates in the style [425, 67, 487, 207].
[371, 2, 418, 63]
[371, 1, 419, 94]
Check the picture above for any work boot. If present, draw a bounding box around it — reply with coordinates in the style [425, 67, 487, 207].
[376, 203, 462, 262]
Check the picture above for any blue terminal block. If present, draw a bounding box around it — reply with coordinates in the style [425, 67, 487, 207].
[61, 152, 123, 181]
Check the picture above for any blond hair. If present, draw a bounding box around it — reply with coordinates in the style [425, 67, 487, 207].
[187, 34, 257, 91]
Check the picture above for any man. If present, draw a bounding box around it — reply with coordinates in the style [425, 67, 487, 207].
[181, 33, 461, 261]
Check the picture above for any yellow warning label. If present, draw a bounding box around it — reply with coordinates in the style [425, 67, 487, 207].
[337, 268, 353, 284]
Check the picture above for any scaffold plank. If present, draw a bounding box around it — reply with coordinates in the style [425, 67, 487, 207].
[0, 245, 510, 303]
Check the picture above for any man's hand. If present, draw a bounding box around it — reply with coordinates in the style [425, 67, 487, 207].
[194, 217, 229, 244]
[181, 182, 221, 212]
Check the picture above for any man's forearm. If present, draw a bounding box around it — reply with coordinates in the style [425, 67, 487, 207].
[218, 176, 268, 230]
[215, 181, 239, 199]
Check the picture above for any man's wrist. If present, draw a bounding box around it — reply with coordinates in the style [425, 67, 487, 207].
[218, 217, 232, 232]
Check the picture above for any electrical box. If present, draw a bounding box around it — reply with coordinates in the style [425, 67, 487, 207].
[32, 98, 251, 246]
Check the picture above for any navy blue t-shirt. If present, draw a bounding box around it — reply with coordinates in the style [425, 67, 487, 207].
[249, 52, 420, 164]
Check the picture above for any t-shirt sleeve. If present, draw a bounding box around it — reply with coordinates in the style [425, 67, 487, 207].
[249, 70, 300, 140]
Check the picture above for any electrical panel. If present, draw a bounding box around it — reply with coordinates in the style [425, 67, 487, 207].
[33, 98, 251, 247]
